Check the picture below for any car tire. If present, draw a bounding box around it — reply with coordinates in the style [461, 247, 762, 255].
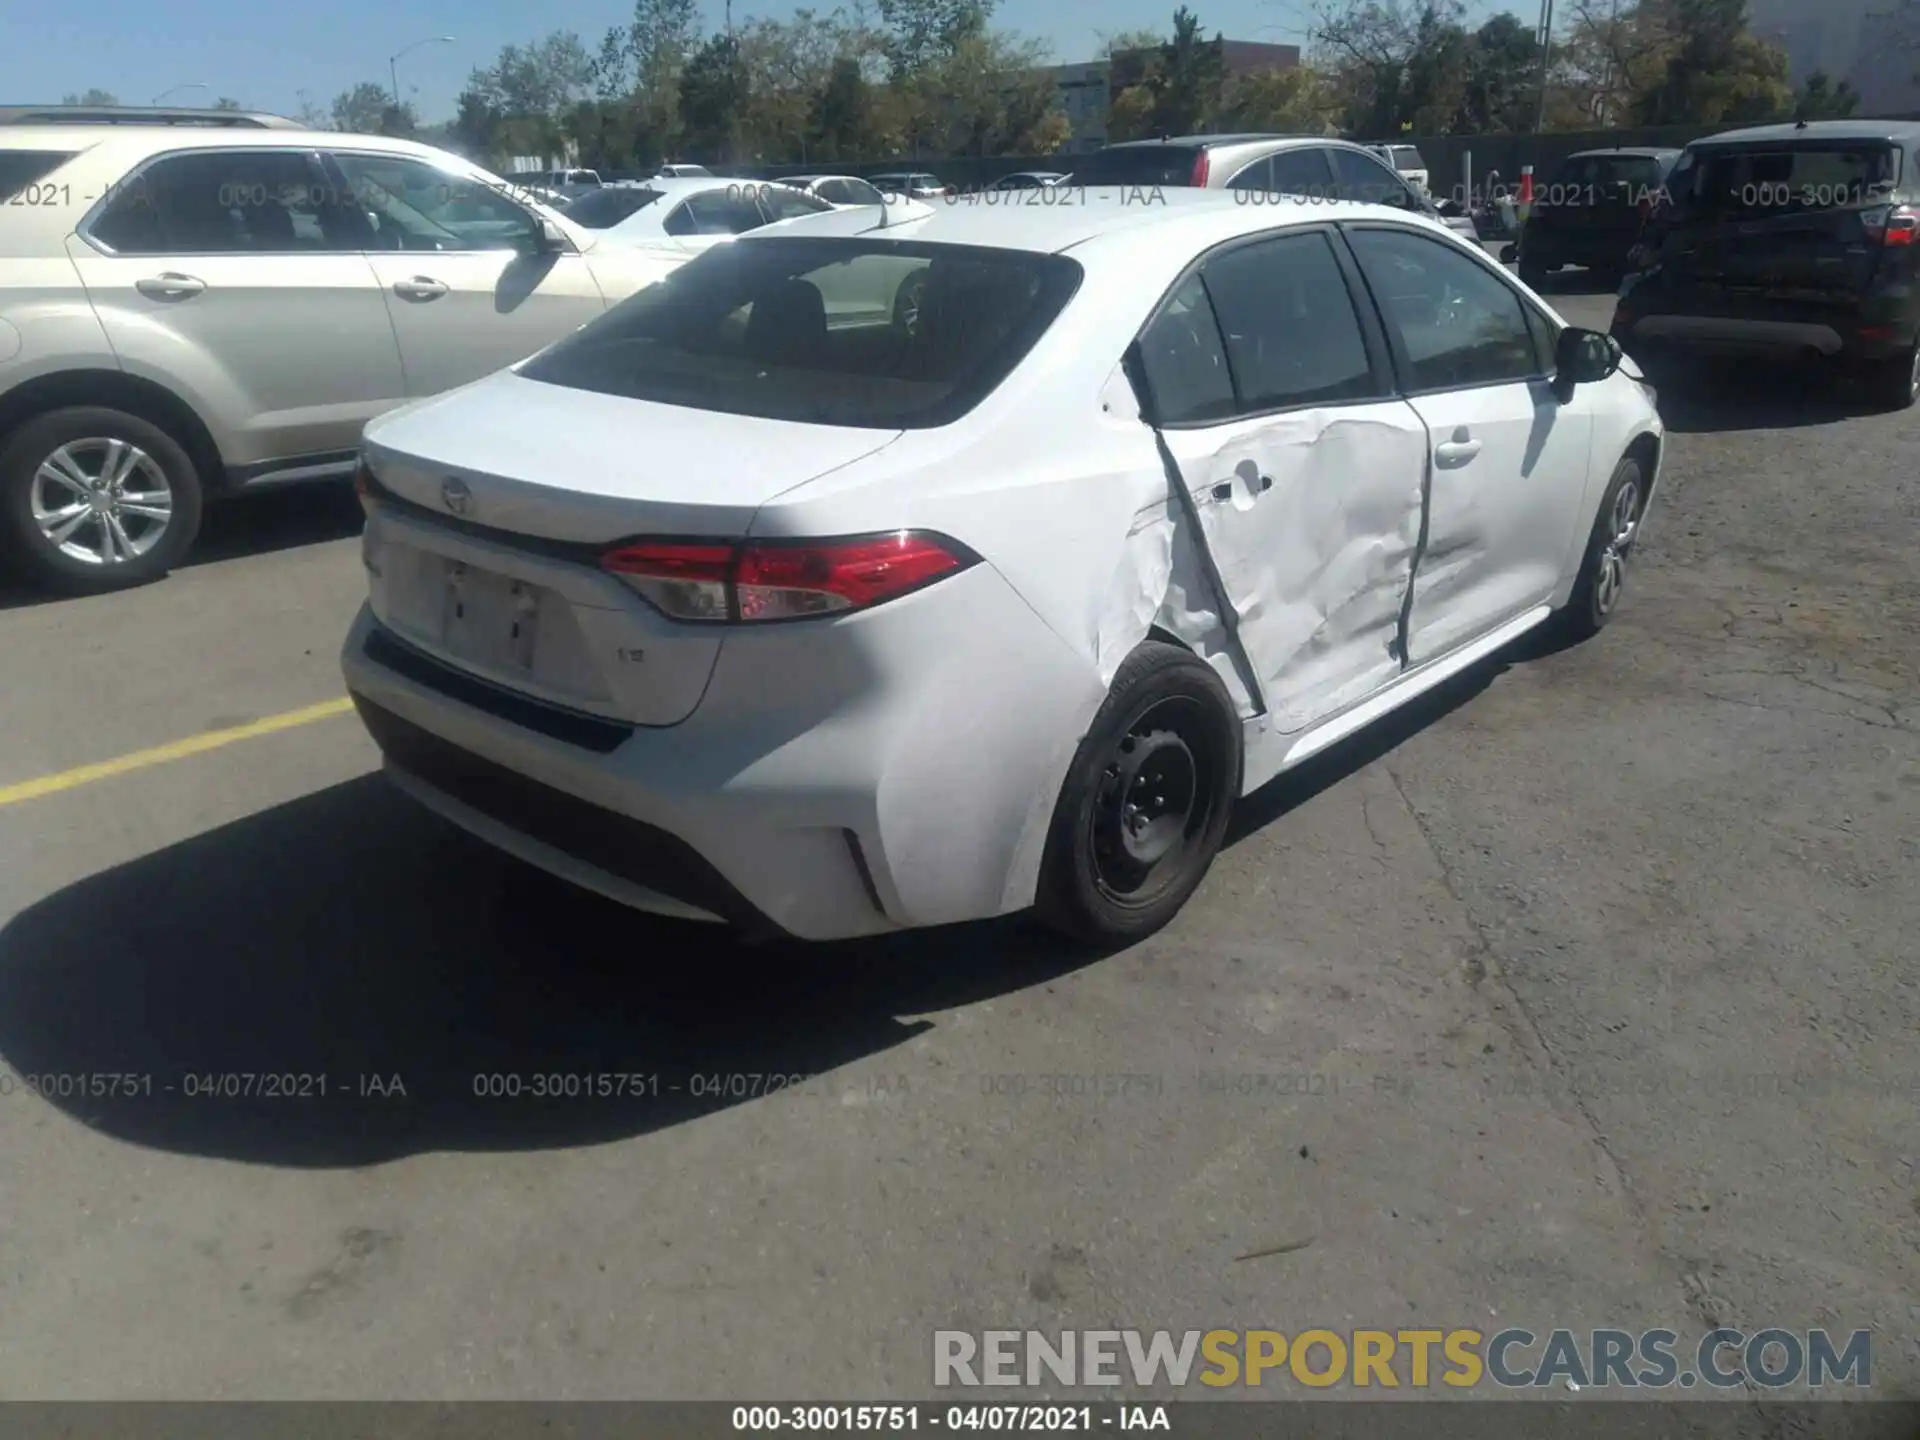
[1035, 640, 1243, 946]
[1864, 342, 1919, 412]
[0, 406, 204, 595]
[1551, 453, 1647, 644]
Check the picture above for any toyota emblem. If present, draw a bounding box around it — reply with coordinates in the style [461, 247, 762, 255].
[441, 477, 472, 516]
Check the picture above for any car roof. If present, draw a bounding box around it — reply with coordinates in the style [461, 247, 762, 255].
[1689, 118, 1920, 147]
[1561, 147, 1681, 161]
[1103, 132, 1319, 150]
[751, 185, 1434, 255]
[0, 126, 493, 164]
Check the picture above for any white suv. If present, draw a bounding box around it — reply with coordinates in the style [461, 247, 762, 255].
[0, 120, 693, 593]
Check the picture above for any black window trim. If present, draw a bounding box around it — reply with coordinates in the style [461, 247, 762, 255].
[1337, 220, 1562, 400]
[321, 149, 549, 255]
[76, 144, 336, 257]
[1130, 220, 1398, 431]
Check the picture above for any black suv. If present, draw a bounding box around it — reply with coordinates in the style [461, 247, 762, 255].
[1612, 119, 1919, 410]
[1517, 147, 1679, 288]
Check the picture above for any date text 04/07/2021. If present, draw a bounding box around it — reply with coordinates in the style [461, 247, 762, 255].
[731, 1405, 1172, 1431]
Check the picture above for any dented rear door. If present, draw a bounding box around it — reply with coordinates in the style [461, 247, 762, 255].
[1135, 230, 1429, 735]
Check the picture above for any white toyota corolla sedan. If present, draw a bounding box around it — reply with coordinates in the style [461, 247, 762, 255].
[342, 190, 1663, 945]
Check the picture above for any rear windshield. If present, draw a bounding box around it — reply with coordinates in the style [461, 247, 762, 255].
[1670, 142, 1900, 217]
[1068, 146, 1205, 187]
[1555, 153, 1665, 193]
[1387, 146, 1424, 169]
[564, 186, 665, 228]
[519, 237, 1083, 429]
[0, 149, 77, 201]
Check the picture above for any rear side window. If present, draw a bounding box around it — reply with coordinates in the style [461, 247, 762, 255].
[1069, 146, 1206, 187]
[664, 190, 767, 236]
[757, 185, 833, 223]
[0, 150, 77, 202]
[564, 186, 664, 228]
[87, 149, 372, 254]
[1201, 232, 1380, 411]
[519, 238, 1084, 429]
[1673, 143, 1900, 216]
[1329, 148, 1409, 204]
[1135, 273, 1236, 424]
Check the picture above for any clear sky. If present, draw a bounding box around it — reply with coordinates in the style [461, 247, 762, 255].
[0, 0, 1515, 126]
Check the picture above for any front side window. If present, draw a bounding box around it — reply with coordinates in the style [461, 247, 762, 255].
[329, 153, 537, 251]
[518, 238, 1083, 429]
[1347, 227, 1538, 391]
[837, 179, 884, 207]
[87, 149, 367, 254]
[1201, 231, 1381, 411]
[1135, 272, 1236, 424]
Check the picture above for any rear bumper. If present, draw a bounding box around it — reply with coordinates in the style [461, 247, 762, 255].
[1520, 226, 1639, 270]
[340, 562, 1103, 941]
[1613, 287, 1916, 362]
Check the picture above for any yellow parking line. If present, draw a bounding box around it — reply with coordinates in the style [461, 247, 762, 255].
[0, 697, 356, 809]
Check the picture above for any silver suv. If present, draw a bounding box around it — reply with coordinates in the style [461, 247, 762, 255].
[0, 120, 688, 594]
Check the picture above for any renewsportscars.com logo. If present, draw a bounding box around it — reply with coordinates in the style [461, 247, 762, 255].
[933, 1328, 1873, 1391]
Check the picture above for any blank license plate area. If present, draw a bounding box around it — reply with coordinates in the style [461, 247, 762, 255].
[440, 559, 541, 672]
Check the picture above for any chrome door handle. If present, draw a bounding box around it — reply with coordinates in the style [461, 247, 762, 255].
[1434, 436, 1481, 466]
[393, 277, 448, 301]
[135, 272, 205, 300]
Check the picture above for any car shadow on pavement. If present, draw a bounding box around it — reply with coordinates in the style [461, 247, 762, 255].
[0, 775, 1104, 1169]
[1652, 361, 1880, 435]
[185, 481, 366, 568]
[0, 633, 1532, 1171]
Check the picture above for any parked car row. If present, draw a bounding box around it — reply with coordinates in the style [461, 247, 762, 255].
[3, 110, 1915, 600]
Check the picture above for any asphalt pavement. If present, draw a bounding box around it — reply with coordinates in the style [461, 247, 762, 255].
[0, 278, 1914, 1405]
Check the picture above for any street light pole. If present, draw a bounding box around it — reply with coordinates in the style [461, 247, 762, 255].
[150, 82, 210, 105]
[388, 35, 455, 109]
[1533, 0, 1555, 133]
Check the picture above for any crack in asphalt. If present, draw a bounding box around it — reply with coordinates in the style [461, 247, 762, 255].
[1375, 757, 1769, 1402]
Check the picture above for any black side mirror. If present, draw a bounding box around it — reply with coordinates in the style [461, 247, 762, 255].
[1554, 327, 1622, 398]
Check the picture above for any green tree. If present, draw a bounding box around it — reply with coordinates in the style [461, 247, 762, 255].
[680, 33, 750, 161]
[1793, 69, 1860, 117]
[1454, 14, 1541, 131]
[1215, 65, 1337, 133]
[1633, 0, 1790, 123]
[61, 89, 119, 105]
[878, 0, 992, 77]
[213, 96, 243, 110]
[331, 82, 402, 133]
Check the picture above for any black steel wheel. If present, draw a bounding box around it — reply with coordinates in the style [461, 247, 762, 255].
[1037, 641, 1242, 944]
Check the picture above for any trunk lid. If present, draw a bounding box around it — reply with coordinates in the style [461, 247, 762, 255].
[362, 367, 902, 543]
[1652, 139, 1902, 299]
[358, 368, 902, 728]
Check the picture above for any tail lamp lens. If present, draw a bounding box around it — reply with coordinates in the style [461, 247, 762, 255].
[1862, 204, 1917, 247]
[600, 531, 974, 624]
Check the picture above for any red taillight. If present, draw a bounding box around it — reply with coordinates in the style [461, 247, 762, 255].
[600, 531, 975, 624]
[1862, 204, 1918, 247]
[1190, 151, 1210, 187]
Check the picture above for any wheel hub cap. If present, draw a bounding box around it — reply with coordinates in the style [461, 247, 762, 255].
[29, 438, 173, 566]
[1595, 478, 1641, 616]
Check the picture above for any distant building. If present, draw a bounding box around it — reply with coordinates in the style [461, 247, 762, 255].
[1037, 40, 1303, 155]
[1747, 0, 1919, 114]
